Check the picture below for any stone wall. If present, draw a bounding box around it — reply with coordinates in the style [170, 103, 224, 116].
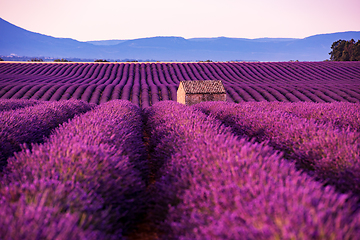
[177, 84, 185, 104]
[185, 93, 226, 106]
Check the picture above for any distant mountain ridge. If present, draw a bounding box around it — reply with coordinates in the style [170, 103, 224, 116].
[1, 17, 360, 61]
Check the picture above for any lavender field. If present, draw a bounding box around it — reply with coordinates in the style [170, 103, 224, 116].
[1, 61, 360, 239]
[0, 98, 360, 239]
[0, 61, 360, 106]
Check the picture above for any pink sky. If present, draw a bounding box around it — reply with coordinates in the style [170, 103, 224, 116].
[0, 0, 359, 41]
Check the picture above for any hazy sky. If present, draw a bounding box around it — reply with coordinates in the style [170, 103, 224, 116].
[0, 0, 359, 41]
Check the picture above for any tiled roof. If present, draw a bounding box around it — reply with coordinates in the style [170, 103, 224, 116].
[180, 80, 226, 94]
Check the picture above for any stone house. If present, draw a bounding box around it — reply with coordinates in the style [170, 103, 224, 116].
[177, 80, 227, 106]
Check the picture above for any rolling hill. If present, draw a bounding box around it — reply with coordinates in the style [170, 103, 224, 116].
[1, 17, 360, 61]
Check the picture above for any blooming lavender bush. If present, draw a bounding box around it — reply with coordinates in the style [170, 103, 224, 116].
[0, 99, 42, 112]
[1, 98, 360, 239]
[0, 180, 109, 240]
[211, 101, 360, 131]
[278, 102, 360, 131]
[195, 101, 360, 197]
[0, 100, 147, 239]
[0, 100, 94, 169]
[144, 101, 360, 239]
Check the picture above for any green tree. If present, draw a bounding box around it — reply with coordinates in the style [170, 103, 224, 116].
[54, 58, 71, 62]
[329, 39, 360, 61]
[29, 58, 43, 62]
[94, 59, 109, 62]
[352, 40, 360, 61]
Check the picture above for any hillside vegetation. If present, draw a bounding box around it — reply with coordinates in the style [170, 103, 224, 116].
[330, 39, 360, 61]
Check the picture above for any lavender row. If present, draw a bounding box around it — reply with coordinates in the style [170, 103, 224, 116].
[195, 101, 360, 197]
[209, 101, 360, 131]
[1, 62, 359, 87]
[0, 63, 181, 86]
[225, 84, 360, 103]
[0, 100, 147, 239]
[0, 179, 108, 240]
[248, 101, 360, 131]
[144, 101, 360, 239]
[0, 99, 43, 112]
[0, 82, 179, 107]
[0, 100, 94, 168]
[1, 61, 360, 105]
[2, 82, 360, 109]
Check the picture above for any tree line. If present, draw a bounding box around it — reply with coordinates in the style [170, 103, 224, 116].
[329, 39, 360, 61]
